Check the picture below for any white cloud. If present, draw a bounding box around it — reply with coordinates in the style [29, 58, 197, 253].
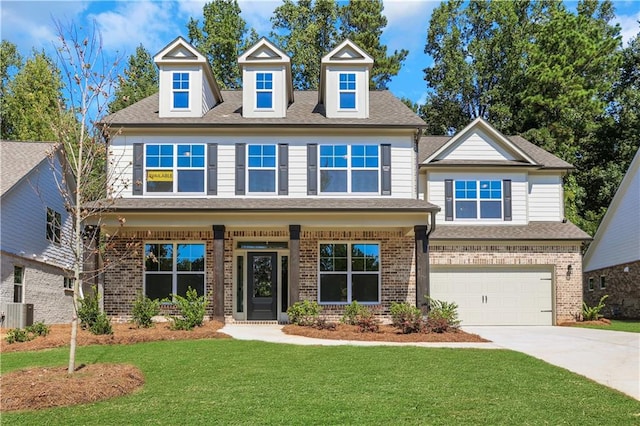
[238, 0, 280, 37]
[382, 0, 437, 53]
[615, 11, 640, 44]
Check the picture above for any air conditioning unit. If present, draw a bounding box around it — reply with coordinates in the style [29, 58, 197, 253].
[2, 303, 34, 329]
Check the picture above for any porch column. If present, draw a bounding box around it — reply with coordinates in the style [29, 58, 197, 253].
[212, 225, 225, 321]
[289, 225, 301, 304]
[414, 225, 430, 314]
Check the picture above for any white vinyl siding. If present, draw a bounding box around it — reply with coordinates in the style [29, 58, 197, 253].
[528, 174, 563, 221]
[158, 65, 202, 118]
[438, 130, 517, 161]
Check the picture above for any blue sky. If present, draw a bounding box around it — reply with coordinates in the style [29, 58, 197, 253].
[1, 0, 639, 105]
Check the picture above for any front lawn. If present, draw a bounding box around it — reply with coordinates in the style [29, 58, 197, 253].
[2, 340, 638, 424]
[574, 319, 640, 333]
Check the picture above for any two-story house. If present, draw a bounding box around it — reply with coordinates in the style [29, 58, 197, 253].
[98, 36, 589, 326]
[1, 141, 76, 326]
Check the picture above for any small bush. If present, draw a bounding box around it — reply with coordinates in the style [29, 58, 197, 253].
[426, 317, 451, 333]
[78, 287, 101, 330]
[5, 328, 31, 344]
[341, 301, 368, 325]
[390, 302, 425, 334]
[426, 297, 461, 329]
[287, 300, 321, 326]
[132, 293, 160, 328]
[582, 295, 609, 321]
[166, 288, 209, 331]
[314, 317, 337, 331]
[26, 321, 50, 337]
[90, 312, 113, 335]
[355, 309, 380, 333]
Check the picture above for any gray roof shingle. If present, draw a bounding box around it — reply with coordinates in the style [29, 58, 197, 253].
[0, 141, 57, 196]
[103, 91, 426, 128]
[430, 221, 591, 241]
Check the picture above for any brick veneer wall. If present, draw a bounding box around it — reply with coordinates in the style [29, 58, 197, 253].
[429, 242, 584, 324]
[583, 260, 640, 319]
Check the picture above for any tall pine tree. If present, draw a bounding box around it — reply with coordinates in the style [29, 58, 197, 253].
[109, 44, 158, 113]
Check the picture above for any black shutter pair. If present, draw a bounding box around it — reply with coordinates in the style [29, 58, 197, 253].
[444, 179, 512, 221]
[235, 144, 289, 195]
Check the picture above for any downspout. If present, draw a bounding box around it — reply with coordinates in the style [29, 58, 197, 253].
[414, 128, 422, 201]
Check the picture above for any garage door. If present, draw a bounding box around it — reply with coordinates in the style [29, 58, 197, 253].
[430, 268, 553, 326]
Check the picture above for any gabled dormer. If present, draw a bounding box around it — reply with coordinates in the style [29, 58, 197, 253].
[319, 39, 374, 119]
[238, 38, 293, 118]
[154, 36, 222, 118]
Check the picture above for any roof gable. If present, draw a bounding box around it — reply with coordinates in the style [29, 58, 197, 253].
[154, 36, 206, 63]
[1, 141, 56, 196]
[238, 37, 290, 64]
[321, 39, 374, 65]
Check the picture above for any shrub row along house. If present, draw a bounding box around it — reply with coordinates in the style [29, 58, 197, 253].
[95, 37, 590, 326]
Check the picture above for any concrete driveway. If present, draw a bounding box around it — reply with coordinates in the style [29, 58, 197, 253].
[463, 326, 640, 400]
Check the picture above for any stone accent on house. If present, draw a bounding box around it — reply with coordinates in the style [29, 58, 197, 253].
[0, 252, 74, 325]
[429, 242, 584, 324]
[583, 260, 640, 319]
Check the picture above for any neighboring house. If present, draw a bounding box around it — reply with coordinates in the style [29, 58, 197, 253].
[0, 141, 75, 326]
[583, 148, 640, 318]
[97, 36, 589, 326]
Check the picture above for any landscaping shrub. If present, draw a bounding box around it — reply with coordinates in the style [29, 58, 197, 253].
[5, 328, 31, 344]
[341, 301, 368, 325]
[287, 300, 321, 326]
[90, 312, 113, 335]
[582, 295, 609, 321]
[426, 297, 461, 329]
[390, 302, 425, 334]
[78, 287, 113, 335]
[355, 308, 380, 333]
[26, 321, 50, 337]
[314, 317, 337, 331]
[166, 287, 209, 331]
[131, 293, 160, 328]
[426, 317, 451, 333]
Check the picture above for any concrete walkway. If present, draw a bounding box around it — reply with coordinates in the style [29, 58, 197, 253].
[221, 324, 640, 400]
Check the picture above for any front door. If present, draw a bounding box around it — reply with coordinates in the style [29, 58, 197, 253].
[247, 252, 278, 320]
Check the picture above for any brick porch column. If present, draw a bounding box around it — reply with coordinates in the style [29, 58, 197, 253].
[415, 225, 430, 314]
[212, 225, 225, 321]
[289, 225, 301, 305]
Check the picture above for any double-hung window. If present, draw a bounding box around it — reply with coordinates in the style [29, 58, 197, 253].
[256, 72, 273, 109]
[144, 242, 205, 300]
[319, 243, 380, 304]
[319, 145, 379, 193]
[455, 180, 502, 219]
[46, 207, 62, 243]
[13, 265, 23, 303]
[339, 73, 356, 109]
[248, 144, 276, 193]
[145, 144, 205, 193]
[172, 72, 189, 109]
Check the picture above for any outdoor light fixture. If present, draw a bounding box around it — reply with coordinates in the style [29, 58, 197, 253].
[566, 264, 573, 279]
[623, 266, 630, 273]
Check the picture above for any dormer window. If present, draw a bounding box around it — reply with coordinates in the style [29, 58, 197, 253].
[172, 72, 190, 109]
[256, 73, 273, 109]
[339, 73, 356, 109]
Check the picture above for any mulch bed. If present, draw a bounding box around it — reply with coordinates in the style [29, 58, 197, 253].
[558, 318, 612, 327]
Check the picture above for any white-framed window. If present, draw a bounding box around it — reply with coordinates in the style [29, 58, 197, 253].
[256, 72, 273, 109]
[172, 72, 189, 109]
[318, 242, 380, 304]
[319, 145, 379, 193]
[339, 73, 356, 109]
[455, 180, 502, 219]
[588, 277, 594, 291]
[64, 276, 75, 290]
[599, 276, 606, 290]
[144, 242, 206, 300]
[46, 207, 62, 243]
[13, 265, 23, 303]
[145, 144, 206, 194]
[248, 144, 276, 193]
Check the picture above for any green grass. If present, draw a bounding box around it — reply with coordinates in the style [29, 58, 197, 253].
[574, 319, 640, 333]
[2, 340, 639, 425]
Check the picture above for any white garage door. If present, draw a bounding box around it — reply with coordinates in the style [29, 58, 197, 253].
[430, 268, 553, 326]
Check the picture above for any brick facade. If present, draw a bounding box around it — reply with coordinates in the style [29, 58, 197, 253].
[583, 260, 640, 319]
[429, 242, 584, 324]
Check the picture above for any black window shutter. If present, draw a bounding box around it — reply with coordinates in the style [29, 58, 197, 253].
[445, 179, 453, 221]
[132, 143, 143, 195]
[207, 144, 217, 195]
[503, 179, 512, 221]
[381, 144, 391, 195]
[235, 144, 246, 195]
[278, 144, 289, 195]
[307, 144, 317, 195]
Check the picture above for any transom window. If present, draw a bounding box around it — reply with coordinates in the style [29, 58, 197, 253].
[455, 180, 502, 219]
[256, 72, 273, 109]
[172, 72, 189, 109]
[13, 265, 23, 303]
[319, 243, 380, 304]
[46, 207, 62, 243]
[144, 243, 205, 300]
[319, 145, 379, 193]
[145, 144, 205, 193]
[339, 73, 356, 109]
[248, 144, 276, 193]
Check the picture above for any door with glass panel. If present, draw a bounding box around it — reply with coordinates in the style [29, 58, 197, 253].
[247, 252, 278, 320]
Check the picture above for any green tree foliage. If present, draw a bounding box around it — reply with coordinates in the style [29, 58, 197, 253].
[0, 40, 22, 138]
[420, 0, 624, 234]
[2, 50, 63, 141]
[339, 0, 407, 90]
[109, 44, 158, 113]
[187, 0, 258, 89]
